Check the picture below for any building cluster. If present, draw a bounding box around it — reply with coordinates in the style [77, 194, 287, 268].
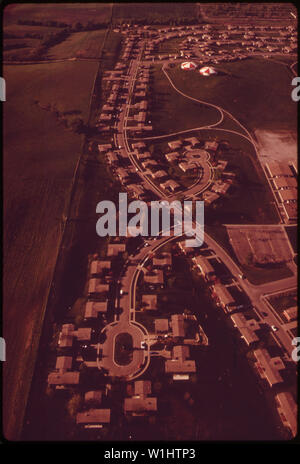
[99, 35, 152, 136]
[265, 160, 297, 222]
[114, 22, 297, 65]
[45, 19, 297, 438]
[139, 250, 208, 381]
[47, 238, 129, 431]
[177, 238, 297, 437]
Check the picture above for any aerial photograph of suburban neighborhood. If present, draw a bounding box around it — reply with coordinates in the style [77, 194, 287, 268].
[2, 2, 298, 444]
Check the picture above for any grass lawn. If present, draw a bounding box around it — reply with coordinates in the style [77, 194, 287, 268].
[167, 58, 297, 133]
[150, 64, 221, 135]
[48, 30, 107, 59]
[114, 333, 134, 365]
[157, 38, 183, 54]
[3, 60, 98, 440]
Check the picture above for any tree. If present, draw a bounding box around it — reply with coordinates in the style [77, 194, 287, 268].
[66, 393, 82, 418]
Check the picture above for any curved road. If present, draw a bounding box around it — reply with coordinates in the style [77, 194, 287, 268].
[97, 37, 297, 378]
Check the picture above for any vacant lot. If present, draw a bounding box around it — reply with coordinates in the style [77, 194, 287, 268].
[167, 58, 297, 133]
[3, 60, 98, 440]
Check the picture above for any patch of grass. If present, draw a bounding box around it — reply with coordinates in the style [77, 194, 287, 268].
[112, 3, 197, 23]
[167, 58, 297, 133]
[4, 4, 112, 26]
[114, 333, 134, 365]
[3, 60, 99, 440]
[48, 30, 107, 59]
[241, 264, 293, 285]
[150, 64, 221, 135]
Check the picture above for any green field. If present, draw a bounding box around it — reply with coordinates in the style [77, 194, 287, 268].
[4, 3, 113, 26]
[167, 58, 297, 133]
[48, 30, 107, 59]
[150, 64, 221, 135]
[3, 60, 99, 440]
[112, 2, 198, 23]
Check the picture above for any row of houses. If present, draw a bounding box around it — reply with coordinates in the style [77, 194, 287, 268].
[119, 21, 296, 64]
[177, 239, 297, 437]
[265, 161, 297, 223]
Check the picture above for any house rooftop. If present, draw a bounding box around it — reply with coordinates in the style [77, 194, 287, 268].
[76, 409, 111, 424]
[84, 391, 103, 404]
[85, 301, 108, 318]
[253, 349, 284, 387]
[142, 294, 158, 310]
[144, 269, 164, 285]
[155, 319, 169, 333]
[48, 371, 80, 386]
[107, 243, 126, 256]
[171, 314, 185, 337]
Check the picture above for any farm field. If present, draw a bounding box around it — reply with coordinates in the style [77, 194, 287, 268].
[112, 2, 197, 23]
[48, 30, 107, 59]
[3, 24, 63, 60]
[3, 60, 99, 440]
[4, 3, 113, 26]
[167, 58, 297, 133]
